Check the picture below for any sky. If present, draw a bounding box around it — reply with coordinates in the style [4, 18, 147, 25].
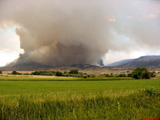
[0, 0, 160, 67]
[0, 26, 23, 66]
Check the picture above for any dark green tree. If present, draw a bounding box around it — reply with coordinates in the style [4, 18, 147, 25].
[132, 67, 150, 79]
[0, 70, 2, 74]
[55, 71, 63, 76]
[141, 71, 150, 79]
[69, 70, 78, 74]
[12, 71, 19, 75]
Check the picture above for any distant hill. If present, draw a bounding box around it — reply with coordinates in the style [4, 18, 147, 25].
[107, 59, 135, 67]
[0, 61, 98, 71]
[0, 62, 51, 71]
[70, 64, 98, 69]
[106, 55, 160, 68]
[2, 55, 160, 71]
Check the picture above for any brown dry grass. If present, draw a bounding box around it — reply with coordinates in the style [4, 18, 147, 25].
[2, 71, 33, 74]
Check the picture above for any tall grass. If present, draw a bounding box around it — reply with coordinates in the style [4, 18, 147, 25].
[0, 89, 160, 120]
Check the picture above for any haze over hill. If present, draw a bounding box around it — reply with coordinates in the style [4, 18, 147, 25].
[107, 55, 160, 68]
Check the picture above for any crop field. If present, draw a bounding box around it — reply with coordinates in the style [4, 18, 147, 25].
[0, 75, 160, 120]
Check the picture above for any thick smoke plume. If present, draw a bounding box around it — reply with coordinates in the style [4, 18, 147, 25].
[0, 0, 160, 66]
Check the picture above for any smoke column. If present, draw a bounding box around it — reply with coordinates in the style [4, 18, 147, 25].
[0, 0, 160, 66]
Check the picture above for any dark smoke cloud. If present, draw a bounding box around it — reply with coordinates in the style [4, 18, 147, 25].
[0, 0, 160, 66]
[98, 59, 104, 67]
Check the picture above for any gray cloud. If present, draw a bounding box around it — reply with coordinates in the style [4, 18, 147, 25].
[0, 0, 159, 66]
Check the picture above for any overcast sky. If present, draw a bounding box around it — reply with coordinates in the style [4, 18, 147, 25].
[0, 0, 160, 67]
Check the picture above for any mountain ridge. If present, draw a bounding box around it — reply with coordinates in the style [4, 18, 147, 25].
[1, 55, 160, 71]
[106, 55, 160, 68]
[0, 62, 98, 71]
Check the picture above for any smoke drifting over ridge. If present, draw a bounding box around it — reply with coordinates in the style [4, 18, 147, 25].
[0, 0, 160, 66]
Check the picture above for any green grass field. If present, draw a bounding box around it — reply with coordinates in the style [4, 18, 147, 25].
[0, 75, 160, 120]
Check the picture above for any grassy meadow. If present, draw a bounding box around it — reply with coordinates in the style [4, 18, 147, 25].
[0, 75, 160, 120]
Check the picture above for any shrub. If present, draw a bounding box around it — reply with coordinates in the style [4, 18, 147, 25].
[23, 73, 30, 75]
[31, 71, 55, 76]
[105, 73, 114, 77]
[83, 75, 88, 78]
[12, 71, 19, 75]
[146, 88, 157, 96]
[150, 71, 156, 78]
[0, 70, 2, 74]
[116, 74, 127, 77]
[105, 74, 111, 77]
[64, 73, 69, 77]
[110, 73, 114, 77]
[90, 74, 96, 78]
[64, 71, 68, 74]
[127, 73, 132, 77]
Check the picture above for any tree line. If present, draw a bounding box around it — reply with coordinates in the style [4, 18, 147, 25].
[104, 67, 156, 79]
[0, 67, 156, 79]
